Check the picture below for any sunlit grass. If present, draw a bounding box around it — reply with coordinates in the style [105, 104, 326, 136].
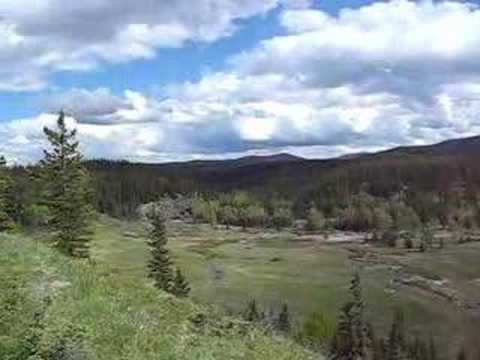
[86, 215, 480, 356]
[1, 231, 316, 359]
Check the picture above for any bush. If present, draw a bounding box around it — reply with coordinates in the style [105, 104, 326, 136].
[22, 204, 50, 229]
[336, 192, 386, 232]
[306, 208, 325, 231]
[271, 207, 293, 230]
[297, 311, 336, 350]
[421, 227, 434, 251]
[191, 197, 210, 223]
[0, 277, 45, 359]
[33, 321, 90, 360]
[404, 237, 414, 249]
[217, 205, 237, 228]
[245, 205, 267, 228]
[454, 205, 480, 230]
[381, 230, 399, 247]
[389, 202, 421, 231]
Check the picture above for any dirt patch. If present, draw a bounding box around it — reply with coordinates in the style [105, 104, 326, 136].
[294, 231, 367, 244]
[327, 232, 369, 244]
[396, 275, 463, 305]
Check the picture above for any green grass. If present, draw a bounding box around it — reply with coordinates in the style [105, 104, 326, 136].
[86, 215, 480, 357]
[89, 217, 351, 320]
[0, 231, 316, 360]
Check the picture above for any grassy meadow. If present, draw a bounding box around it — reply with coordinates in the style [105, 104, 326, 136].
[78, 215, 480, 356]
[0, 231, 316, 359]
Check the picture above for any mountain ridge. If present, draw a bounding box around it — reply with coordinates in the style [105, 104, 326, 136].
[89, 135, 480, 168]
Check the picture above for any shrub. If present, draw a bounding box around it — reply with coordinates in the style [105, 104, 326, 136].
[404, 237, 414, 249]
[271, 207, 294, 230]
[373, 205, 393, 232]
[389, 202, 421, 231]
[306, 207, 325, 231]
[22, 204, 50, 229]
[245, 205, 267, 228]
[217, 205, 237, 228]
[381, 230, 399, 248]
[298, 311, 336, 350]
[421, 227, 434, 251]
[0, 277, 45, 359]
[191, 197, 210, 223]
[33, 321, 90, 360]
[336, 192, 383, 232]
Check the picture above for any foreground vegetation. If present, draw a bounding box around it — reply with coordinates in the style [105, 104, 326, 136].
[84, 216, 480, 358]
[0, 232, 315, 360]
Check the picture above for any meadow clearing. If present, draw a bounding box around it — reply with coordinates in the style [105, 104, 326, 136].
[79, 215, 480, 356]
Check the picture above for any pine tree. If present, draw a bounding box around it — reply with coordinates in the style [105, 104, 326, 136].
[330, 273, 373, 360]
[330, 302, 357, 359]
[386, 308, 407, 360]
[0, 156, 14, 231]
[276, 303, 291, 333]
[146, 211, 173, 292]
[171, 268, 190, 298]
[37, 112, 93, 258]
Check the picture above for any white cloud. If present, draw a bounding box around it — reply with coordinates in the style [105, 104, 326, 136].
[3, 0, 480, 163]
[0, 0, 283, 91]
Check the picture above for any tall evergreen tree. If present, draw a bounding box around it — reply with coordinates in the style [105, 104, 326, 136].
[386, 308, 407, 360]
[0, 156, 14, 231]
[37, 112, 93, 258]
[330, 273, 372, 360]
[330, 302, 357, 359]
[171, 268, 190, 298]
[146, 211, 173, 292]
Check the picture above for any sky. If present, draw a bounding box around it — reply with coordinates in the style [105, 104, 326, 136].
[1, 0, 480, 164]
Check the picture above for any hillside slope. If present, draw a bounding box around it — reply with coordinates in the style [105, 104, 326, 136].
[87, 134, 480, 218]
[0, 233, 316, 360]
[377, 135, 480, 157]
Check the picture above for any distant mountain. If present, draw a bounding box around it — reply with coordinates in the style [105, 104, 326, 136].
[336, 152, 370, 160]
[88, 133, 480, 217]
[226, 153, 304, 167]
[88, 134, 480, 186]
[377, 135, 480, 157]
[166, 153, 304, 169]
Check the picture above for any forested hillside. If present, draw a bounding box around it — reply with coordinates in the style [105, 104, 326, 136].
[84, 136, 480, 219]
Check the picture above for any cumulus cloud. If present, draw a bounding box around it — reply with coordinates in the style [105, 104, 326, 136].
[41, 88, 167, 125]
[3, 0, 480, 163]
[165, 0, 480, 152]
[0, 0, 285, 91]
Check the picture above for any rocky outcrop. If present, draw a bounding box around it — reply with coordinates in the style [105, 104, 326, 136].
[139, 195, 193, 220]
